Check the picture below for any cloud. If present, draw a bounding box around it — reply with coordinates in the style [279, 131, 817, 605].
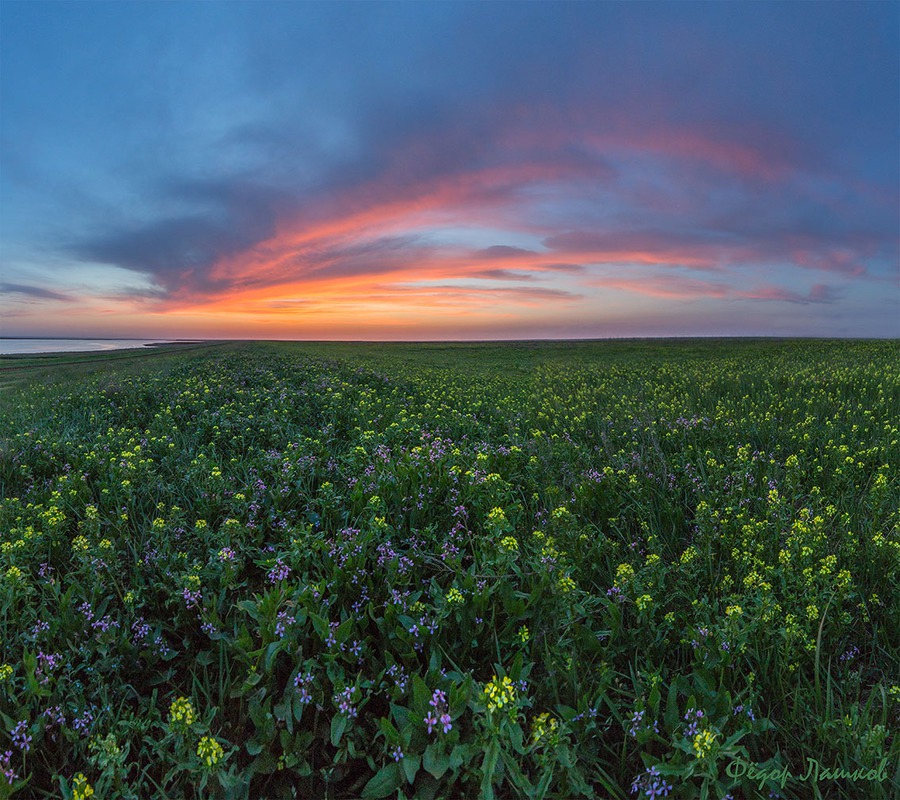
[40, 1, 893, 335]
[1, 283, 71, 301]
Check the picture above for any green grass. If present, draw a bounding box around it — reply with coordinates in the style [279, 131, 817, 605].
[0, 339, 897, 799]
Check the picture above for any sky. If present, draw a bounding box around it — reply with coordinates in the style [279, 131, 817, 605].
[1, 1, 898, 340]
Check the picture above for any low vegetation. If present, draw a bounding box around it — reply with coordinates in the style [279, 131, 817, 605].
[0, 340, 897, 798]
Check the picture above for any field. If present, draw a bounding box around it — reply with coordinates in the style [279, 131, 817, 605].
[0, 339, 897, 799]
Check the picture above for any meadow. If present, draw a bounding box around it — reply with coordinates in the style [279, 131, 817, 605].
[0, 339, 897, 799]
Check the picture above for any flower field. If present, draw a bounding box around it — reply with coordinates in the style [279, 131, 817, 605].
[0, 339, 897, 799]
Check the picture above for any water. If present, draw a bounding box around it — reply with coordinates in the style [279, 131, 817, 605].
[0, 338, 184, 355]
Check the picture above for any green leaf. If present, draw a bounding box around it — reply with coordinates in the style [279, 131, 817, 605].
[509, 722, 525, 754]
[648, 684, 661, 715]
[331, 714, 348, 747]
[403, 753, 420, 784]
[390, 703, 410, 730]
[664, 681, 679, 731]
[310, 612, 329, 639]
[334, 617, 353, 646]
[246, 739, 263, 756]
[480, 739, 500, 800]
[237, 600, 259, 622]
[500, 750, 532, 793]
[361, 763, 402, 799]
[423, 743, 450, 779]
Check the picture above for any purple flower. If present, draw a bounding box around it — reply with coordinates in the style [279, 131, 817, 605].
[267, 558, 291, 583]
[10, 721, 31, 753]
[72, 709, 94, 736]
[426, 689, 452, 735]
[0, 750, 16, 785]
[294, 672, 314, 704]
[334, 686, 358, 718]
[391, 745, 404, 762]
[630, 765, 672, 798]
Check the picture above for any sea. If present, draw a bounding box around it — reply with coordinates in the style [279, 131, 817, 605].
[0, 338, 184, 355]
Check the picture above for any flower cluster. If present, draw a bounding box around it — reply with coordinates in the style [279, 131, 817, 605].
[197, 736, 224, 769]
[530, 712, 559, 748]
[484, 675, 517, 714]
[0, 750, 17, 785]
[334, 686, 358, 718]
[446, 587, 464, 605]
[169, 696, 195, 730]
[72, 773, 94, 800]
[692, 728, 717, 758]
[630, 765, 672, 798]
[424, 689, 452, 735]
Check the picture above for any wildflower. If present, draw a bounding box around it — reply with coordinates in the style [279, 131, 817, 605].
[484, 675, 517, 714]
[72, 773, 94, 800]
[391, 745, 404, 762]
[267, 558, 291, 583]
[197, 736, 224, 769]
[630, 765, 672, 798]
[0, 750, 17, 785]
[558, 575, 576, 593]
[726, 604, 743, 617]
[218, 547, 236, 562]
[0, 665, 12, 682]
[334, 686, 358, 718]
[446, 587, 464, 605]
[4, 566, 24, 584]
[693, 729, 717, 758]
[486, 507, 509, 532]
[169, 696, 195, 730]
[530, 712, 559, 747]
[425, 689, 452, 734]
[636, 594, 653, 612]
[294, 672, 314, 704]
[500, 535, 518, 552]
[518, 625, 530, 644]
[614, 563, 635, 587]
[10, 721, 31, 752]
[683, 709, 705, 737]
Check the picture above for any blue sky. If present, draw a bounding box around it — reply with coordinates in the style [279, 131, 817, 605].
[1, 1, 897, 339]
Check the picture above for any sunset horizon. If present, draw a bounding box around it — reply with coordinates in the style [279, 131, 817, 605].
[2, 2, 898, 340]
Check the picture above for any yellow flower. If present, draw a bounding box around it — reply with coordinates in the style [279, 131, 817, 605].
[614, 563, 635, 587]
[4, 566, 24, 583]
[636, 594, 653, 612]
[518, 625, 530, 644]
[693, 729, 717, 758]
[726, 604, 742, 618]
[557, 575, 576, 593]
[530, 712, 559, 747]
[0, 664, 12, 682]
[500, 536, 518, 552]
[72, 773, 94, 800]
[169, 696, 195, 729]
[446, 587, 464, 605]
[484, 675, 517, 714]
[486, 507, 509, 530]
[197, 736, 224, 768]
